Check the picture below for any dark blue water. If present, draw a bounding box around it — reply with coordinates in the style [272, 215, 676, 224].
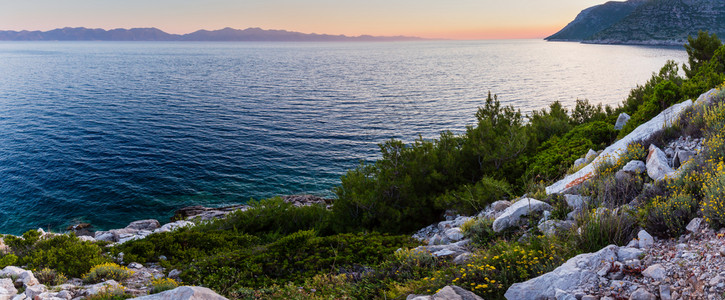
[0, 40, 686, 234]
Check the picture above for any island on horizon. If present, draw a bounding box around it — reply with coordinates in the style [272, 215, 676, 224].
[0, 26, 425, 42]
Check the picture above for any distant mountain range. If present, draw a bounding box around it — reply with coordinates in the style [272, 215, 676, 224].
[547, 0, 725, 45]
[0, 27, 423, 42]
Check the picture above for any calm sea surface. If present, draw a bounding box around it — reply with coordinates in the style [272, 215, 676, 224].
[0, 40, 686, 234]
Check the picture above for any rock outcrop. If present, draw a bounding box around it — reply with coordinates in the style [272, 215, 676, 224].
[547, 99, 693, 194]
[407, 285, 483, 300]
[492, 198, 551, 232]
[130, 286, 228, 300]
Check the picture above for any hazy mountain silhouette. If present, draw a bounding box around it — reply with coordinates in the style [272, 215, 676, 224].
[0, 27, 423, 42]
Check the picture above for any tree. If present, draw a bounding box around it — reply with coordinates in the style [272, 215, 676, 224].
[683, 30, 722, 78]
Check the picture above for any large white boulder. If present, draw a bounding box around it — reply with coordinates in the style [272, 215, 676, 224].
[0, 267, 39, 288]
[547, 99, 693, 194]
[130, 286, 227, 300]
[407, 285, 483, 300]
[504, 245, 618, 300]
[646, 144, 674, 181]
[492, 198, 551, 232]
[0, 278, 17, 300]
[614, 112, 630, 130]
[695, 88, 719, 106]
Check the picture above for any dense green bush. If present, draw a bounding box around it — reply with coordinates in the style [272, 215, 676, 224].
[575, 208, 638, 253]
[35, 268, 68, 286]
[434, 176, 513, 215]
[524, 121, 616, 181]
[4, 231, 107, 277]
[460, 218, 497, 246]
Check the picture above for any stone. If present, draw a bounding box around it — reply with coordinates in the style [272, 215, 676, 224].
[585, 149, 598, 162]
[153, 220, 195, 234]
[642, 264, 666, 281]
[614, 112, 631, 130]
[0, 267, 39, 288]
[84, 280, 121, 296]
[573, 157, 587, 168]
[695, 88, 719, 106]
[564, 194, 588, 210]
[77, 235, 96, 242]
[659, 284, 671, 300]
[538, 220, 574, 236]
[622, 160, 646, 174]
[686, 217, 703, 233]
[452, 253, 472, 265]
[646, 144, 674, 181]
[674, 150, 696, 168]
[617, 247, 644, 261]
[504, 245, 618, 300]
[130, 286, 229, 300]
[128, 262, 143, 269]
[56, 290, 72, 300]
[23, 284, 46, 299]
[444, 228, 464, 242]
[406, 285, 483, 300]
[581, 296, 598, 300]
[168, 269, 182, 279]
[547, 100, 692, 194]
[492, 198, 551, 232]
[491, 200, 512, 212]
[0, 278, 17, 300]
[126, 219, 161, 231]
[555, 288, 577, 300]
[629, 287, 656, 300]
[638, 230, 654, 249]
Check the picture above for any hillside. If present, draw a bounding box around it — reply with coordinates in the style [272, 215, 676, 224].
[546, 0, 646, 41]
[548, 0, 725, 45]
[0, 27, 422, 42]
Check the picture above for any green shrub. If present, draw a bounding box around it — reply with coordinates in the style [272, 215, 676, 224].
[4, 231, 108, 277]
[546, 194, 571, 221]
[35, 268, 68, 286]
[639, 193, 698, 238]
[84, 285, 130, 300]
[461, 218, 497, 246]
[151, 278, 179, 294]
[0, 254, 17, 268]
[575, 208, 637, 253]
[83, 263, 134, 284]
[434, 176, 513, 215]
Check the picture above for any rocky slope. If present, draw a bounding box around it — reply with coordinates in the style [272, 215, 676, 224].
[549, 0, 725, 45]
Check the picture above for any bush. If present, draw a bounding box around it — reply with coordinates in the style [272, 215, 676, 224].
[83, 263, 134, 284]
[84, 285, 130, 300]
[4, 231, 108, 277]
[461, 218, 497, 246]
[151, 278, 179, 294]
[546, 194, 571, 221]
[0, 254, 17, 268]
[575, 208, 638, 253]
[434, 176, 513, 215]
[639, 193, 698, 238]
[35, 268, 68, 286]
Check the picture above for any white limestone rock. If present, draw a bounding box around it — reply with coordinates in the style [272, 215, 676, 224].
[646, 144, 674, 181]
[622, 160, 646, 174]
[547, 99, 693, 194]
[492, 198, 551, 232]
[504, 245, 618, 300]
[642, 263, 666, 281]
[614, 112, 630, 130]
[130, 286, 228, 300]
[407, 285, 483, 300]
[638, 230, 654, 249]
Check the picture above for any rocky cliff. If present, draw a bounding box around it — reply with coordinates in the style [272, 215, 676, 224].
[548, 0, 725, 45]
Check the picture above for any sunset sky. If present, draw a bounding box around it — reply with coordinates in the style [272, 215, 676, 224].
[0, 0, 605, 39]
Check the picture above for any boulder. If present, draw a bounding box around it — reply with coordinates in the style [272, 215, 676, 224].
[538, 220, 574, 236]
[0, 278, 17, 300]
[492, 198, 551, 232]
[585, 149, 598, 162]
[126, 219, 161, 231]
[614, 112, 630, 130]
[504, 245, 618, 300]
[563, 194, 588, 210]
[695, 88, 719, 106]
[154, 220, 195, 234]
[673, 150, 695, 168]
[84, 280, 121, 296]
[23, 284, 46, 299]
[622, 160, 646, 174]
[546, 99, 692, 194]
[0, 267, 39, 288]
[130, 286, 228, 300]
[686, 217, 702, 233]
[617, 247, 644, 262]
[642, 263, 666, 281]
[637, 230, 654, 248]
[645, 144, 674, 181]
[573, 157, 587, 168]
[444, 228, 464, 242]
[629, 288, 656, 300]
[407, 285, 483, 300]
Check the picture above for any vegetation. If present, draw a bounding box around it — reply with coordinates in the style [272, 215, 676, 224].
[2, 32, 725, 300]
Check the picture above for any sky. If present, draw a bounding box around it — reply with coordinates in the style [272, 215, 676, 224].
[0, 0, 606, 40]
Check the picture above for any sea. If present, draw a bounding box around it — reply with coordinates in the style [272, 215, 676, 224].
[0, 39, 687, 234]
